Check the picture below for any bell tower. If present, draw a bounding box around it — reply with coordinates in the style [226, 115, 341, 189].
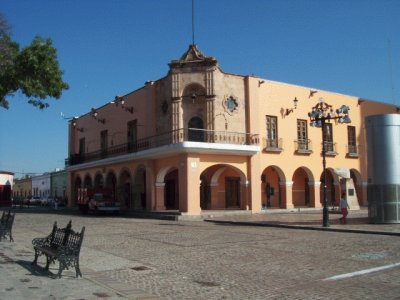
[168, 45, 218, 134]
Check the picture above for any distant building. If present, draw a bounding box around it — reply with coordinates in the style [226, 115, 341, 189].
[0, 171, 14, 207]
[13, 176, 32, 201]
[65, 45, 399, 216]
[32, 173, 51, 199]
[51, 169, 67, 203]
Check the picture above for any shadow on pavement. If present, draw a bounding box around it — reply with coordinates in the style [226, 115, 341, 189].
[16, 259, 57, 278]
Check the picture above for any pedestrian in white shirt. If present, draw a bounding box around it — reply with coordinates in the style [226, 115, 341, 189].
[339, 192, 350, 224]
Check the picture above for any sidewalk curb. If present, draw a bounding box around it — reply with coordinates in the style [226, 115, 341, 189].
[204, 220, 400, 237]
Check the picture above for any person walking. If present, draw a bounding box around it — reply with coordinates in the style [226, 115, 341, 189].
[339, 192, 350, 224]
[54, 197, 59, 210]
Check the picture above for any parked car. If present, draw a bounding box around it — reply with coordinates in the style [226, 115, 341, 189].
[29, 196, 41, 205]
[40, 197, 54, 206]
[23, 197, 31, 205]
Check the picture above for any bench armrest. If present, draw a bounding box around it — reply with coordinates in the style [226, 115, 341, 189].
[32, 236, 52, 248]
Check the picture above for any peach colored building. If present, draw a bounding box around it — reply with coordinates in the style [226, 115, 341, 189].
[13, 176, 32, 201]
[66, 45, 399, 217]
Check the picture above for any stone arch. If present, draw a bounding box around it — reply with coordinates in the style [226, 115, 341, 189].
[83, 174, 92, 188]
[94, 172, 104, 188]
[182, 83, 206, 101]
[182, 83, 207, 135]
[350, 168, 364, 205]
[74, 175, 82, 188]
[119, 167, 132, 179]
[105, 171, 117, 202]
[154, 166, 180, 211]
[73, 175, 82, 206]
[326, 167, 340, 185]
[164, 168, 179, 210]
[210, 165, 247, 186]
[201, 164, 248, 210]
[350, 168, 362, 184]
[292, 167, 314, 207]
[132, 165, 147, 210]
[320, 168, 340, 206]
[261, 165, 286, 208]
[156, 166, 176, 184]
[118, 168, 132, 209]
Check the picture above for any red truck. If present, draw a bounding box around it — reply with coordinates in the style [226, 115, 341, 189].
[77, 188, 120, 214]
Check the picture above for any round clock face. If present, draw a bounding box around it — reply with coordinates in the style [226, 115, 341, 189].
[225, 96, 238, 113]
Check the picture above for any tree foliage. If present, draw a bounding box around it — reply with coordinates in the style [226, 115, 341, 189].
[0, 13, 69, 109]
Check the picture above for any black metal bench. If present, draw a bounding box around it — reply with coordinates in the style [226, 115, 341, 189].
[32, 220, 85, 278]
[0, 210, 15, 242]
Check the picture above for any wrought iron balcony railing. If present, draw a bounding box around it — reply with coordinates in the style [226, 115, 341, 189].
[262, 138, 283, 152]
[346, 144, 359, 157]
[66, 128, 259, 166]
[321, 141, 337, 156]
[294, 139, 313, 154]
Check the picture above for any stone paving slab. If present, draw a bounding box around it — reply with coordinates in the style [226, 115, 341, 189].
[205, 208, 400, 235]
[0, 209, 399, 299]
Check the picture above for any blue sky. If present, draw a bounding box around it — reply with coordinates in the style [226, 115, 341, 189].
[1, 0, 399, 177]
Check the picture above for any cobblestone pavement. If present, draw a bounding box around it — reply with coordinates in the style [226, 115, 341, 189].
[0, 208, 399, 299]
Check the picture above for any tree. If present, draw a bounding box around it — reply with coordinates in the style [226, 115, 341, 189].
[0, 13, 69, 109]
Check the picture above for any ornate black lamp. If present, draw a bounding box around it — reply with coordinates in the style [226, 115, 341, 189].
[308, 98, 351, 227]
[91, 108, 106, 124]
[114, 96, 134, 114]
[72, 118, 84, 132]
[285, 97, 299, 115]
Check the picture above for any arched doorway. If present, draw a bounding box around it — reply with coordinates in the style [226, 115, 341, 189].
[165, 169, 179, 210]
[200, 174, 211, 210]
[84, 175, 92, 188]
[320, 169, 338, 207]
[94, 173, 104, 188]
[119, 169, 132, 210]
[201, 164, 247, 210]
[74, 176, 82, 206]
[292, 167, 312, 207]
[350, 169, 363, 205]
[188, 116, 204, 142]
[261, 166, 285, 208]
[105, 172, 117, 202]
[133, 167, 146, 210]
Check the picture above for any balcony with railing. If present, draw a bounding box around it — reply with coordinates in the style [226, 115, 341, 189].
[262, 138, 283, 153]
[66, 128, 260, 167]
[321, 141, 337, 156]
[346, 144, 359, 158]
[294, 139, 313, 154]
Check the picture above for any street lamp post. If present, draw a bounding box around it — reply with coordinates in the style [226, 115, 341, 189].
[308, 98, 351, 227]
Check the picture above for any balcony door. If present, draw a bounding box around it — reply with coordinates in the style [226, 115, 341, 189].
[100, 130, 108, 157]
[188, 117, 204, 142]
[266, 116, 278, 148]
[297, 119, 308, 150]
[323, 123, 333, 152]
[127, 120, 137, 152]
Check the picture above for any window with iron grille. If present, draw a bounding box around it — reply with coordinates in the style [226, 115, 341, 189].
[266, 116, 278, 148]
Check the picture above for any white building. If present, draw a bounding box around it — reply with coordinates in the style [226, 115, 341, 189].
[32, 173, 51, 199]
